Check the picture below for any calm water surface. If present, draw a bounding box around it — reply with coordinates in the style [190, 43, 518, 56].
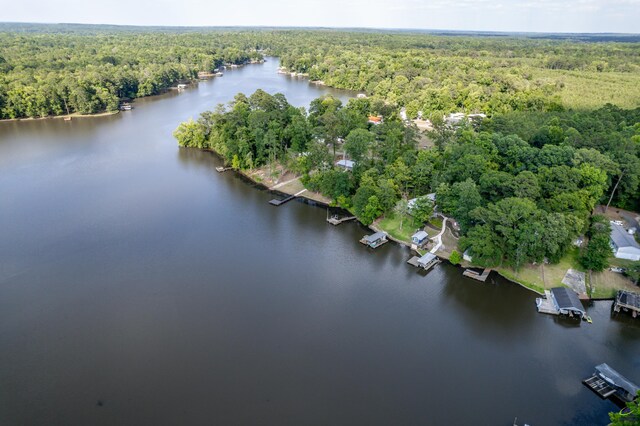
[1, 58, 639, 426]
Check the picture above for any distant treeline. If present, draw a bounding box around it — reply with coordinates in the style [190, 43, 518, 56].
[2, 25, 640, 119]
[0, 31, 263, 119]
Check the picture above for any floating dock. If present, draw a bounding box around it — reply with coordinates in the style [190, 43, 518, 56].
[269, 189, 307, 206]
[269, 195, 296, 206]
[462, 268, 491, 282]
[327, 215, 357, 226]
[536, 290, 560, 315]
[216, 166, 232, 173]
[613, 290, 640, 318]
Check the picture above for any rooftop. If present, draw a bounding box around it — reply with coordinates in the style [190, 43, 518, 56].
[336, 159, 355, 169]
[365, 232, 386, 243]
[611, 223, 640, 249]
[550, 287, 586, 315]
[595, 363, 640, 397]
[418, 252, 437, 265]
[617, 290, 640, 309]
[412, 230, 429, 240]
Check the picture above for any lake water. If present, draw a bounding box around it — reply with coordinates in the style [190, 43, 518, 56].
[1, 58, 639, 426]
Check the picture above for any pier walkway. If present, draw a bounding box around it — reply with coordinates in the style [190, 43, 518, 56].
[462, 268, 492, 282]
[269, 189, 307, 206]
[327, 216, 357, 226]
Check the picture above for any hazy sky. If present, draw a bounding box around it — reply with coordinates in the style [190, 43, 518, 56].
[3, 0, 640, 33]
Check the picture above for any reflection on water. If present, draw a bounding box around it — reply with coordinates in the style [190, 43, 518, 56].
[1, 58, 639, 426]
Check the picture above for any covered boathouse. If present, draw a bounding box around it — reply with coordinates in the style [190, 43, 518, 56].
[584, 363, 640, 403]
[360, 231, 388, 248]
[536, 287, 586, 318]
[613, 290, 640, 318]
[551, 287, 586, 317]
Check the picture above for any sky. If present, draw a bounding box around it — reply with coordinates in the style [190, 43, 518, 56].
[2, 0, 640, 33]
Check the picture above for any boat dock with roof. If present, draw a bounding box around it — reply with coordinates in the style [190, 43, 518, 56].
[360, 232, 388, 248]
[583, 363, 640, 403]
[407, 252, 441, 271]
[536, 287, 587, 319]
[613, 290, 640, 318]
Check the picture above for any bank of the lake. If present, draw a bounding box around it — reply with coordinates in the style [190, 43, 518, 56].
[2, 57, 639, 426]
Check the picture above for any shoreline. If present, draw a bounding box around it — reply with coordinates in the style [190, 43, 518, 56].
[0, 60, 265, 123]
[203, 148, 576, 299]
[0, 110, 120, 123]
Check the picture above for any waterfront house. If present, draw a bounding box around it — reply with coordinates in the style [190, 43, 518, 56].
[411, 230, 429, 246]
[610, 222, 640, 261]
[360, 232, 388, 248]
[336, 159, 355, 171]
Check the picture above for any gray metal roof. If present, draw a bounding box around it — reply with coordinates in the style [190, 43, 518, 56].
[412, 230, 429, 240]
[418, 253, 437, 265]
[618, 290, 640, 309]
[365, 232, 386, 243]
[611, 223, 640, 249]
[336, 159, 355, 169]
[595, 363, 640, 397]
[550, 287, 585, 314]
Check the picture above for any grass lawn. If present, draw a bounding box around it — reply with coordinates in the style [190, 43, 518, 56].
[428, 217, 443, 229]
[494, 247, 582, 295]
[493, 248, 639, 298]
[378, 214, 421, 244]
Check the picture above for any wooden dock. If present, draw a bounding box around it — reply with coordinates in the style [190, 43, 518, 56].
[269, 189, 307, 206]
[216, 166, 232, 173]
[462, 268, 491, 282]
[583, 375, 617, 399]
[327, 216, 356, 226]
[536, 290, 560, 315]
[269, 194, 296, 206]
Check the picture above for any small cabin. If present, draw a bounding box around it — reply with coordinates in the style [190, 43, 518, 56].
[411, 230, 429, 246]
[336, 159, 355, 171]
[368, 115, 382, 125]
[360, 232, 388, 248]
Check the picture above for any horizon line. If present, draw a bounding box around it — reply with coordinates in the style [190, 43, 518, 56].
[1, 21, 639, 37]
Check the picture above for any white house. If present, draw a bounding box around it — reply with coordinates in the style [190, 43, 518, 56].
[610, 222, 640, 261]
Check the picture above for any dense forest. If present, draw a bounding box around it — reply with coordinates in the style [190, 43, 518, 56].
[0, 27, 263, 118]
[2, 24, 640, 119]
[175, 89, 640, 271]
